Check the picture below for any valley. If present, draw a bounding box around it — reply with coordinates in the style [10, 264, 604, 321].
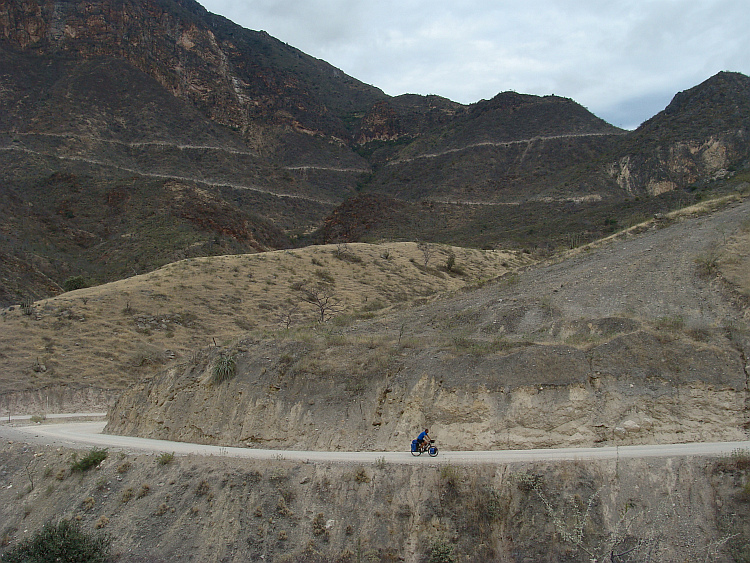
[1, 0, 750, 560]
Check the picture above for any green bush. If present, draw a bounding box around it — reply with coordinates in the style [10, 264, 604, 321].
[0, 519, 110, 563]
[156, 452, 175, 466]
[62, 276, 88, 292]
[70, 448, 108, 472]
[428, 540, 456, 563]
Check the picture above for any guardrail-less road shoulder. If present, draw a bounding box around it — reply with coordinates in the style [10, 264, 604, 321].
[2, 419, 749, 465]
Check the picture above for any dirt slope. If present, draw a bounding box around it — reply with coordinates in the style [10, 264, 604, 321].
[0, 242, 529, 413]
[1, 438, 749, 562]
[106, 196, 750, 451]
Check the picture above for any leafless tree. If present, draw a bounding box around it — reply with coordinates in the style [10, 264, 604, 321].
[276, 303, 299, 329]
[417, 242, 434, 267]
[335, 242, 349, 257]
[297, 283, 341, 323]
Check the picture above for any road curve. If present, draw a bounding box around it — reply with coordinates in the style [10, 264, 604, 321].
[2, 420, 749, 466]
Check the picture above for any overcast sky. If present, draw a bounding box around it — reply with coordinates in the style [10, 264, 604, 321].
[199, 0, 749, 130]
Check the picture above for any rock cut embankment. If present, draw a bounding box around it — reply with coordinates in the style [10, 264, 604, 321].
[106, 198, 750, 451]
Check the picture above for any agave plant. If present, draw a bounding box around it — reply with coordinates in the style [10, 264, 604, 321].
[212, 352, 237, 383]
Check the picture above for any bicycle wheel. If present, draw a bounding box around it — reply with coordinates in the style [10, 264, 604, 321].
[428, 446, 438, 457]
[411, 448, 421, 456]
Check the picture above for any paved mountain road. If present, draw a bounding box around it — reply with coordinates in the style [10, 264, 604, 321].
[2, 419, 748, 466]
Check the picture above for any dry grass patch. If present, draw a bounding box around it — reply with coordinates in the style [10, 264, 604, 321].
[0, 243, 528, 397]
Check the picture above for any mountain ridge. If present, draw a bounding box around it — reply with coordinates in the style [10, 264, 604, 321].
[0, 0, 749, 304]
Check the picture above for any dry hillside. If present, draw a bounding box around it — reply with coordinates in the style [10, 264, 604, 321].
[0, 242, 530, 412]
[105, 196, 750, 452]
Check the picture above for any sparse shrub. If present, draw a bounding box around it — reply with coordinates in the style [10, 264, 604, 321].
[156, 503, 169, 516]
[731, 448, 750, 470]
[82, 497, 95, 511]
[137, 484, 150, 499]
[278, 484, 296, 504]
[212, 352, 236, 384]
[442, 252, 465, 274]
[514, 472, 544, 492]
[121, 487, 134, 503]
[117, 462, 131, 473]
[195, 480, 210, 496]
[94, 516, 108, 530]
[440, 465, 462, 496]
[445, 253, 456, 271]
[312, 513, 327, 536]
[0, 519, 110, 563]
[375, 457, 387, 469]
[276, 496, 292, 517]
[428, 539, 456, 563]
[695, 248, 722, 277]
[354, 467, 371, 483]
[29, 414, 45, 423]
[20, 296, 33, 316]
[156, 452, 174, 466]
[568, 232, 585, 249]
[70, 448, 107, 472]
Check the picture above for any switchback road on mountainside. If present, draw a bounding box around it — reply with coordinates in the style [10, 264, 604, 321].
[2, 419, 749, 465]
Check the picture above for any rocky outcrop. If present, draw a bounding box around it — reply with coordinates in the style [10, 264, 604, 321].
[0, 0, 384, 140]
[608, 134, 738, 196]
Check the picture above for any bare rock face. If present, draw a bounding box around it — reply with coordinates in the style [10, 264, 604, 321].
[355, 100, 402, 144]
[0, 385, 114, 415]
[105, 324, 747, 451]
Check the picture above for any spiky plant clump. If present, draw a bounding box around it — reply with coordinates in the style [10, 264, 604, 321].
[20, 296, 34, 316]
[212, 352, 236, 383]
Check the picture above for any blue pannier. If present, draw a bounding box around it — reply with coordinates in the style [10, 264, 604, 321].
[411, 439, 418, 452]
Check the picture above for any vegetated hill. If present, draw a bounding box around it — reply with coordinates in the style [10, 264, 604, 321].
[318, 72, 750, 248]
[0, 0, 378, 304]
[1, 0, 750, 307]
[107, 195, 750, 452]
[0, 241, 530, 411]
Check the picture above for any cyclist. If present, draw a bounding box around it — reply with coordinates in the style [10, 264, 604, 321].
[416, 428, 430, 452]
